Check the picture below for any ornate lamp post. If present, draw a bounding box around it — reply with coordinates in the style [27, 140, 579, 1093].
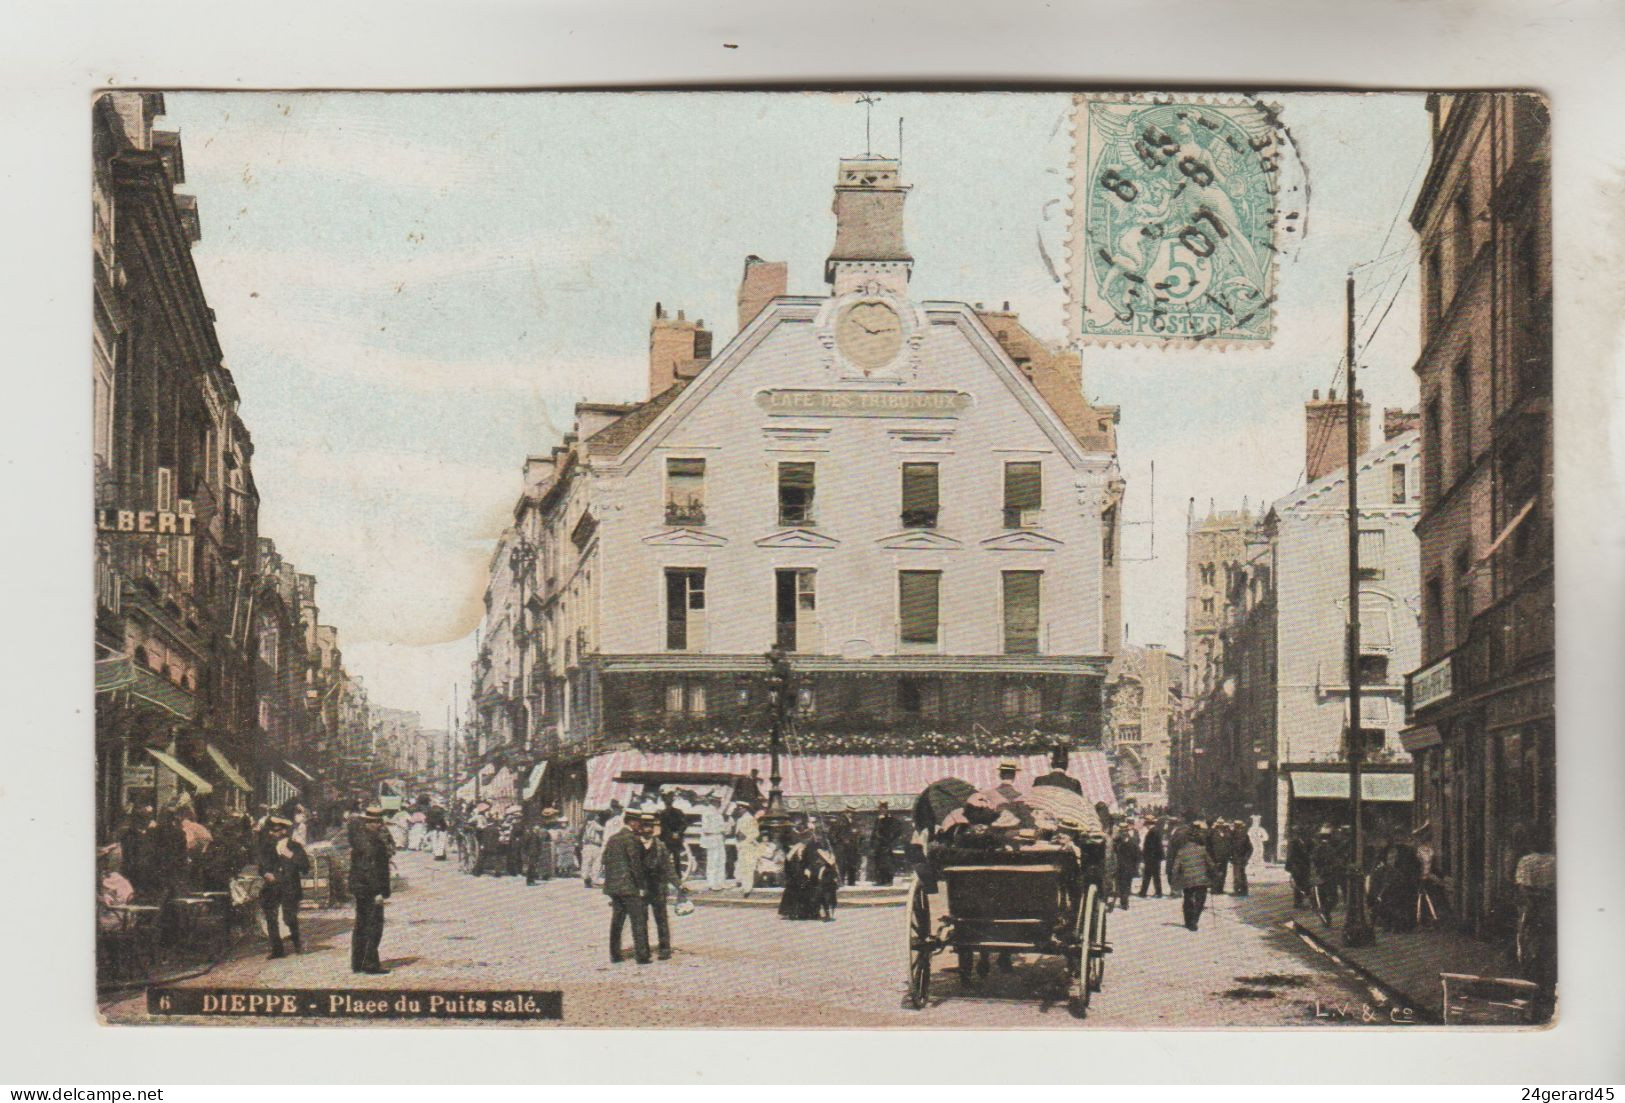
[761, 645, 794, 843]
[508, 535, 537, 752]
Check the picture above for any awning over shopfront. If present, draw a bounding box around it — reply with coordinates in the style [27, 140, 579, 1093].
[205, 743, 253, 793]
[266, 771, 299, 808]
[281, 759, 317, 784]
[128, 665, 198, 721]
[522, 763, 548, 801]
[1289, 771, 1414, 802]
[585, 750, 1118, 813]
[483, 766, 518, 803]
[95, 651, 135, 694]
[146, 748, 213, 797]
[1400, 725, 1443, 753]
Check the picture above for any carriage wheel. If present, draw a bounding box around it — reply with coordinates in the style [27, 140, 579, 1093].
[1068, 883, 1098, 1016]
[1087, 887, 1108, 994]
[906, 874, 932, 1010]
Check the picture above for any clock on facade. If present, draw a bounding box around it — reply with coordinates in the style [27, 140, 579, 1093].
[835, 299, 904, 373]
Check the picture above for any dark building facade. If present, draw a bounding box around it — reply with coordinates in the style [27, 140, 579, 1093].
[1402, 93, 1553, 936]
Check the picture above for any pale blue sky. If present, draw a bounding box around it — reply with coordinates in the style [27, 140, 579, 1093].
[161, 91, 1428, 724]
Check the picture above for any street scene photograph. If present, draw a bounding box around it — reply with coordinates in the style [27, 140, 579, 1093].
[90, 89, 1554, 1029]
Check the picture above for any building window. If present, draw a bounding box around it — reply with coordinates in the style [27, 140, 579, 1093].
[1200, 563, 1216, 587]
[1201, 597, 1215, 615]
[1002, 461, 1042, 528]
[1426, 248, 1442, 324]
[1357, 653, 1390, 685]
[1452, 358, 1472, 479]
[1360, 592, 1394, 649]
[1453, 188, 1474, 282]
[1424, 398, 1443, 502]
[1101, 504, 1117, 567]
[258, 699, 271, 733]
[1002, 570, 1042, 655]
[1390, 463, 1408, 504]
[663, 680, 706, 717]
[796, 686, 816, 715]
[775, 568, 816, 652]
[665, 457, 706, 526]
[1453, 548, 1472, 645]
[1357, 529, 1386, 579]
[900, 462, 939, 529]
[896, 677, 940, 718]
[777, 462, 816, 526]
[1002, 681, 1042, 717]
[1425, 575, 1445, 657]
[898, 570, 941, 648]
[664, 568, 706, 651]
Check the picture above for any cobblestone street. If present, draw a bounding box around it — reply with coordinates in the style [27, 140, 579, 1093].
[105, 852, 1387, 1028]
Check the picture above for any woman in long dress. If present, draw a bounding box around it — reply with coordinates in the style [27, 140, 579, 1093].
[733, 806, 763, 897]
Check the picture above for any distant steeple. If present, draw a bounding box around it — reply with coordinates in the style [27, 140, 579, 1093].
[825, 156, 913, 296]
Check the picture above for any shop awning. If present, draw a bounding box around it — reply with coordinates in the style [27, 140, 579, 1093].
[147, 748, 214, 797]
[205, 743, 253, 793]
[483, 766, 518, 803]
[1400, 725, 1443, 753]
[522, 763, 548, 801]
[128, 665, 198, 721]
[95, 652, 135, 694]
[1289, 771, 1414, 803]
[585, 750, 1118, 813]
[281, 759, 317, 783]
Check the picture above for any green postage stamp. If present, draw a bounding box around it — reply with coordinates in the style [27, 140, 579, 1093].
[1069, 95, 1298, 347]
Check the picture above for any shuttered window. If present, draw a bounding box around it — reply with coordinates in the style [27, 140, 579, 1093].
[1358, 529, 1386, 579]
[1002, 570, 1042, 654]
[665, 568, 705, 651]
[778, 462, 816, 525]
[901, 462, 939, 528]
[898, 571, 940, 646]
[1003, 461, 1042, 527]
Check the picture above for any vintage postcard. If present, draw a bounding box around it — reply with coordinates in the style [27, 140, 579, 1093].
[91, 89, 1553, 1029]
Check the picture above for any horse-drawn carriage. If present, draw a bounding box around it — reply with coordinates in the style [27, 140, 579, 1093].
[904, 779, 1113, 1017]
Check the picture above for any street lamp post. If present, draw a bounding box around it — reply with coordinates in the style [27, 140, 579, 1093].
[762, 646, 793, 842]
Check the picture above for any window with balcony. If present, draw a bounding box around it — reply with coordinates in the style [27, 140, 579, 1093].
[900, 462, 939, 529]
[664, 457, 706, 526]
[777, 462, 815, 526]
[1002, 570, 1042, 655]
[898, 570, 940, 649]
[664, 568, 706, 651]
[1002, 461, 1042, 528]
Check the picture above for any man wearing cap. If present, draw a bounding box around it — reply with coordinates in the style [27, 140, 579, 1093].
[601, 809, 652, 963]
[258, 816, 310, 959]
[349, 804, 393, 974]
[641, 813, 683, 958]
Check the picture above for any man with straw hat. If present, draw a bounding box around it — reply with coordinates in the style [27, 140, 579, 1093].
[349, 803, 393, 974]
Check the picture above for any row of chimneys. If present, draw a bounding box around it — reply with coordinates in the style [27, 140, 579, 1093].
[647, 255, 789, 398]
[1304, 388, 1421, 482]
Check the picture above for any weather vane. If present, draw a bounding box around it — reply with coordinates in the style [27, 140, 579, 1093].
[857, 94, 880, 157]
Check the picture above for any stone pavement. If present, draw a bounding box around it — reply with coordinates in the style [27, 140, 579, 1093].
[102, 850, 1387, 1028]
[1237, 873, 1519, 1022]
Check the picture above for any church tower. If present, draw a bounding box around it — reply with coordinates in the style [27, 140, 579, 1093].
[825, 157, 913, 297]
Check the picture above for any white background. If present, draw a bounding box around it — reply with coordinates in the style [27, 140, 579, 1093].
[2, 0, 1622, 1085]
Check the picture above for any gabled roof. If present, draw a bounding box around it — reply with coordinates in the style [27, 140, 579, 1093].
[585, 380, 690, 454]
[1272, 429, 1421, 516]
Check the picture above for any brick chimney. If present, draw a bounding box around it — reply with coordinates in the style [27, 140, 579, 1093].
[738, 255, 788, 331]
[522, 455, 555, 490]
[1383, 406, 1421, 441]
[648, 303, 713, 398]
[1304, 388, 1370, 482]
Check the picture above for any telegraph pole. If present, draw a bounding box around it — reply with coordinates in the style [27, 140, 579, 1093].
[1343, 272, 1375, 947]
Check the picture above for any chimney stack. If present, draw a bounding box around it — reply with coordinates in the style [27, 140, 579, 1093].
[1304, 388, 1371, 483]
[649, 304, 713, 398]
[1383, 406, 1421, 440]
[737, 255, 788, 331]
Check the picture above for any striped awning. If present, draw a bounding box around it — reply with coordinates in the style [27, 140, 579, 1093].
[585, 750, 1118, 813]
[204, 743, 253, 793]
[147, 748, 213, 797]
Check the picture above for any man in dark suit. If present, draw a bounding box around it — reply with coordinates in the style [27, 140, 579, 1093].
[1033, 747, 1085, 796]
[1207, 819, 1234, 894]
[657, 792, 689, 877]
[601, 810, 652, 964]
[349, 804, 393, 974]
[871, 803, 904, 886]
[641, 815, 683, 961]
[1138, 818, 1165, 897]
[258, 816, 310, 958]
